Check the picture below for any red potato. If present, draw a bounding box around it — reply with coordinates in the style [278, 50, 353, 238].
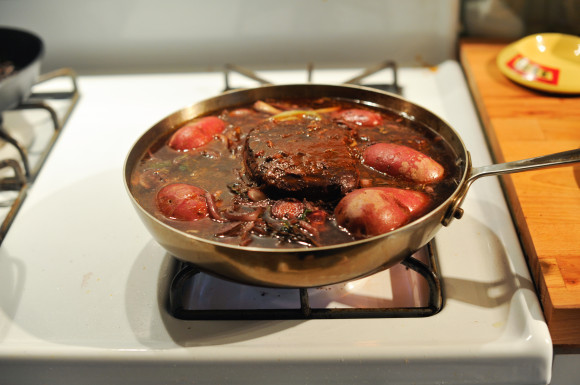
[334, 187, 430, 239]
[271, 200, 305, 220]
[332, 108, 383, 127]
[363, 142, 444, 183]
[168, 116, 226, 151]
[157, 183, 209, 221]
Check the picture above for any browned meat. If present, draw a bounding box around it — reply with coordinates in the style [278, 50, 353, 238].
[243, 116, 359, 200]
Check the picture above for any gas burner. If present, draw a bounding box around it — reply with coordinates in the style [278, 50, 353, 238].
[167, 61, 430, 321]
[169, 243, 442, 320]
[0, 68, 79, 243]
[342, 60, 402, 94]
[223, 61, 402, 94]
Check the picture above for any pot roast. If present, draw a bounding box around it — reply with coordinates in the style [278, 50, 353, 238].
[243, 113, 359, 200]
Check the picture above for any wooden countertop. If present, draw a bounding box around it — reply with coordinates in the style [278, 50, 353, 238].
[460, 39, 580, 346]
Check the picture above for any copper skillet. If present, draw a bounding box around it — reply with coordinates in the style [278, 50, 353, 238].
[123, 84, 580, 288]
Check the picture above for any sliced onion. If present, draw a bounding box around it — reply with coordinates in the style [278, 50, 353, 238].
[313, 106, 340, 114]
[271, 109, 320, 122]
[298, 220, 320, 238]
[247, 188, 267, 202]
[222, 207, 264, 222]
[253, 100, 282, 114]
[204, 192, 226, 222]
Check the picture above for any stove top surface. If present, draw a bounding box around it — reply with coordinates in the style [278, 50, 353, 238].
[0, 61, 552, 384]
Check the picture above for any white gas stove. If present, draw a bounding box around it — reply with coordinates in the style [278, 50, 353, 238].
[0, 61, 552, 384]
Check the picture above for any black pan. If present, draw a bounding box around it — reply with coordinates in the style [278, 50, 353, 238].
[0, 27, 44, 112]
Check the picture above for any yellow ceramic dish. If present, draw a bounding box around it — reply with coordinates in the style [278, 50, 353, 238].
[497, 33, 580, 94]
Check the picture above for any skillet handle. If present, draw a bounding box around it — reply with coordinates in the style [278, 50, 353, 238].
[442, 148, 580, 226]
[467, 148, 580, 184]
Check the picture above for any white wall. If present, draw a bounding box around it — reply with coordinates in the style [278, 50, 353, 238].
[0, 0, 460, 74]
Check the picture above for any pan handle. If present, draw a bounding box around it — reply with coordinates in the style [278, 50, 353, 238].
[467, 148, 580, 184]
[443, 148, 580, 226]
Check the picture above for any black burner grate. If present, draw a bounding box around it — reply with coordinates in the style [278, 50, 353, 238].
[223, 60, 402, 95]
[167, 61, 442, 321]
[169, 243, 442, 320]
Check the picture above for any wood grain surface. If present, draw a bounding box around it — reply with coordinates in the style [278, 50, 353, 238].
[460, 39, 580, 346]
